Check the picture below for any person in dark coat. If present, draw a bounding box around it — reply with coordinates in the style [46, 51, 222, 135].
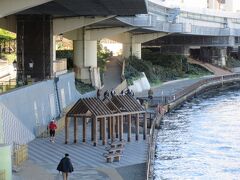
[57, 153, 74, 180]
[97, 89, 101, 99]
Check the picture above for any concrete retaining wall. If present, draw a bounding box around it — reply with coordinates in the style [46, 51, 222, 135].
[129, 72, 151, 93]
[0, 72, 95, 145]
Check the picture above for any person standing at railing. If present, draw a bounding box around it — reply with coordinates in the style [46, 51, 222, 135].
[49, 119, 57, 143]
[148, 88, 153, 99]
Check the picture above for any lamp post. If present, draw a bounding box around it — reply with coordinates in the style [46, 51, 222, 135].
[13, 59, 34, 86]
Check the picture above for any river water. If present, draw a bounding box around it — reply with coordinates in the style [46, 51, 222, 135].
[154, 84, 240, 179]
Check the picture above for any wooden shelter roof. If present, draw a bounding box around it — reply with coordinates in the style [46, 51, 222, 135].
[111, 95, 145, 112]
[67, 97, 113, 117]
[103, 97, 121, 113]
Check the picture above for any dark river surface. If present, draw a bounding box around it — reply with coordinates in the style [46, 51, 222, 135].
[154, 84, 240, 179]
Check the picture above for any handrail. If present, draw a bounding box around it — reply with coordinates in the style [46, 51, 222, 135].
[146, 109, 162, 180]
[145, 73, 240, 179]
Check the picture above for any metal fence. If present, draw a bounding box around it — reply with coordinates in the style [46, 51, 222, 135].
[145, 73, 240, 179]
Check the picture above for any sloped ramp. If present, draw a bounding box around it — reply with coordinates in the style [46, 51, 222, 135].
[187, 57, 232, 76]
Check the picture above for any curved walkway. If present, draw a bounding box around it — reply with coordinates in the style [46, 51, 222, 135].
[187, 57, 231, 76]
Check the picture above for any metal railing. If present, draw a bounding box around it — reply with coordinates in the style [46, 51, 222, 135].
[145, 74, 240, 179]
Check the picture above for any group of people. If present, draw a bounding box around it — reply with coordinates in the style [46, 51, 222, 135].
[97, 88, 135, 99]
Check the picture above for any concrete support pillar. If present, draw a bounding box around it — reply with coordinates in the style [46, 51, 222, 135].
[122, 43, 142, 59]
[200, 46, 227, 66]
[128, 114, 131, 142]
[102, 117, 106, 145]
[73, 28, 98, 85]
[53, 35, 56, 61]
[136, 114, 139, 141]
[0, 144, 12, 180]
[73, 116, 78, 143]
[82, 117, 86, 143]
[16, 15, 53, 83]
[65, 117, 69, 144]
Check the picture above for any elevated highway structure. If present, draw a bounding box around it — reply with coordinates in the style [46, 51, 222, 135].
[0, 0, 240, 87]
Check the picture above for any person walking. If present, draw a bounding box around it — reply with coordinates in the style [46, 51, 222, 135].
[49, 119, 57, 143]
[57, 153, 74, 180]
[97, 89, 101, 99]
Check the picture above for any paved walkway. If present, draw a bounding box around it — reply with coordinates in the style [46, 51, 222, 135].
[102, 56, 122, 92]
[13, 122, 147, 180]
[187, 57, 231, 76]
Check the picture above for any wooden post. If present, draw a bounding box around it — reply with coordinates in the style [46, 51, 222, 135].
[120, 115, 123, 141]
[65, 116, 69, 144]
[91, 118, 94, 141]
[128, 114, 131, 142]
[73, 116, 78, 143]
[93, 117, 97, 146]
[102, 117, 106, 145]
[108, 117, 111, 139]
[83, 117, 86, 143]
[99, 118, 102, 140]
[116, 116, 119, 138]
[144, 112, 147, 140]
[111, 116, 115, 141]
[136, 113, 139, 141]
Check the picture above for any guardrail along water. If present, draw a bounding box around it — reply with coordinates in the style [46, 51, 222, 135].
[154, 84, 240, 179]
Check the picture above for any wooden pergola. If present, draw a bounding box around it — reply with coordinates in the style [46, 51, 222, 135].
[65, 95, 147, 146]
[111, 95, 147, 141]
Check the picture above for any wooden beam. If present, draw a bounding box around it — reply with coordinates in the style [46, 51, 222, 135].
[102, 117, 106, 145]
[65, 116, 69, 144]
[136, 114, 139, 141]
[73, 116, 78, 143]
[144, 112, 147, 140]
[93, 117, 97, 146]
[83, 117, 86, 143]
[128, 114, 131, 142]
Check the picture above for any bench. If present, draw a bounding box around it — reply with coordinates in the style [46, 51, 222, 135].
[108, 147, 123, 154]
[103, 153, 122, 163]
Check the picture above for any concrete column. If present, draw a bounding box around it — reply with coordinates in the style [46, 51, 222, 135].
[73, 28, 97, 84]
[0, 144, 12, 180]
[82, 117, 86, 143]
[128, 114, 131, 142]
[53, 35, 56, 61]
[122, 43, 132, 59]
[132, 43, 142, 59]
[102, 117, 106, 145]
[73, 116, 78, 143]
[65, 117, 69, 144]
[0, 109, 3, 143]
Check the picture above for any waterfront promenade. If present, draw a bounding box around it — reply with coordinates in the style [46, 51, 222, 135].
[12, 76, 207, 180]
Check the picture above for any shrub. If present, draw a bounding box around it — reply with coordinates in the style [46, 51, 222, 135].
[56, 50, 73, 69]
